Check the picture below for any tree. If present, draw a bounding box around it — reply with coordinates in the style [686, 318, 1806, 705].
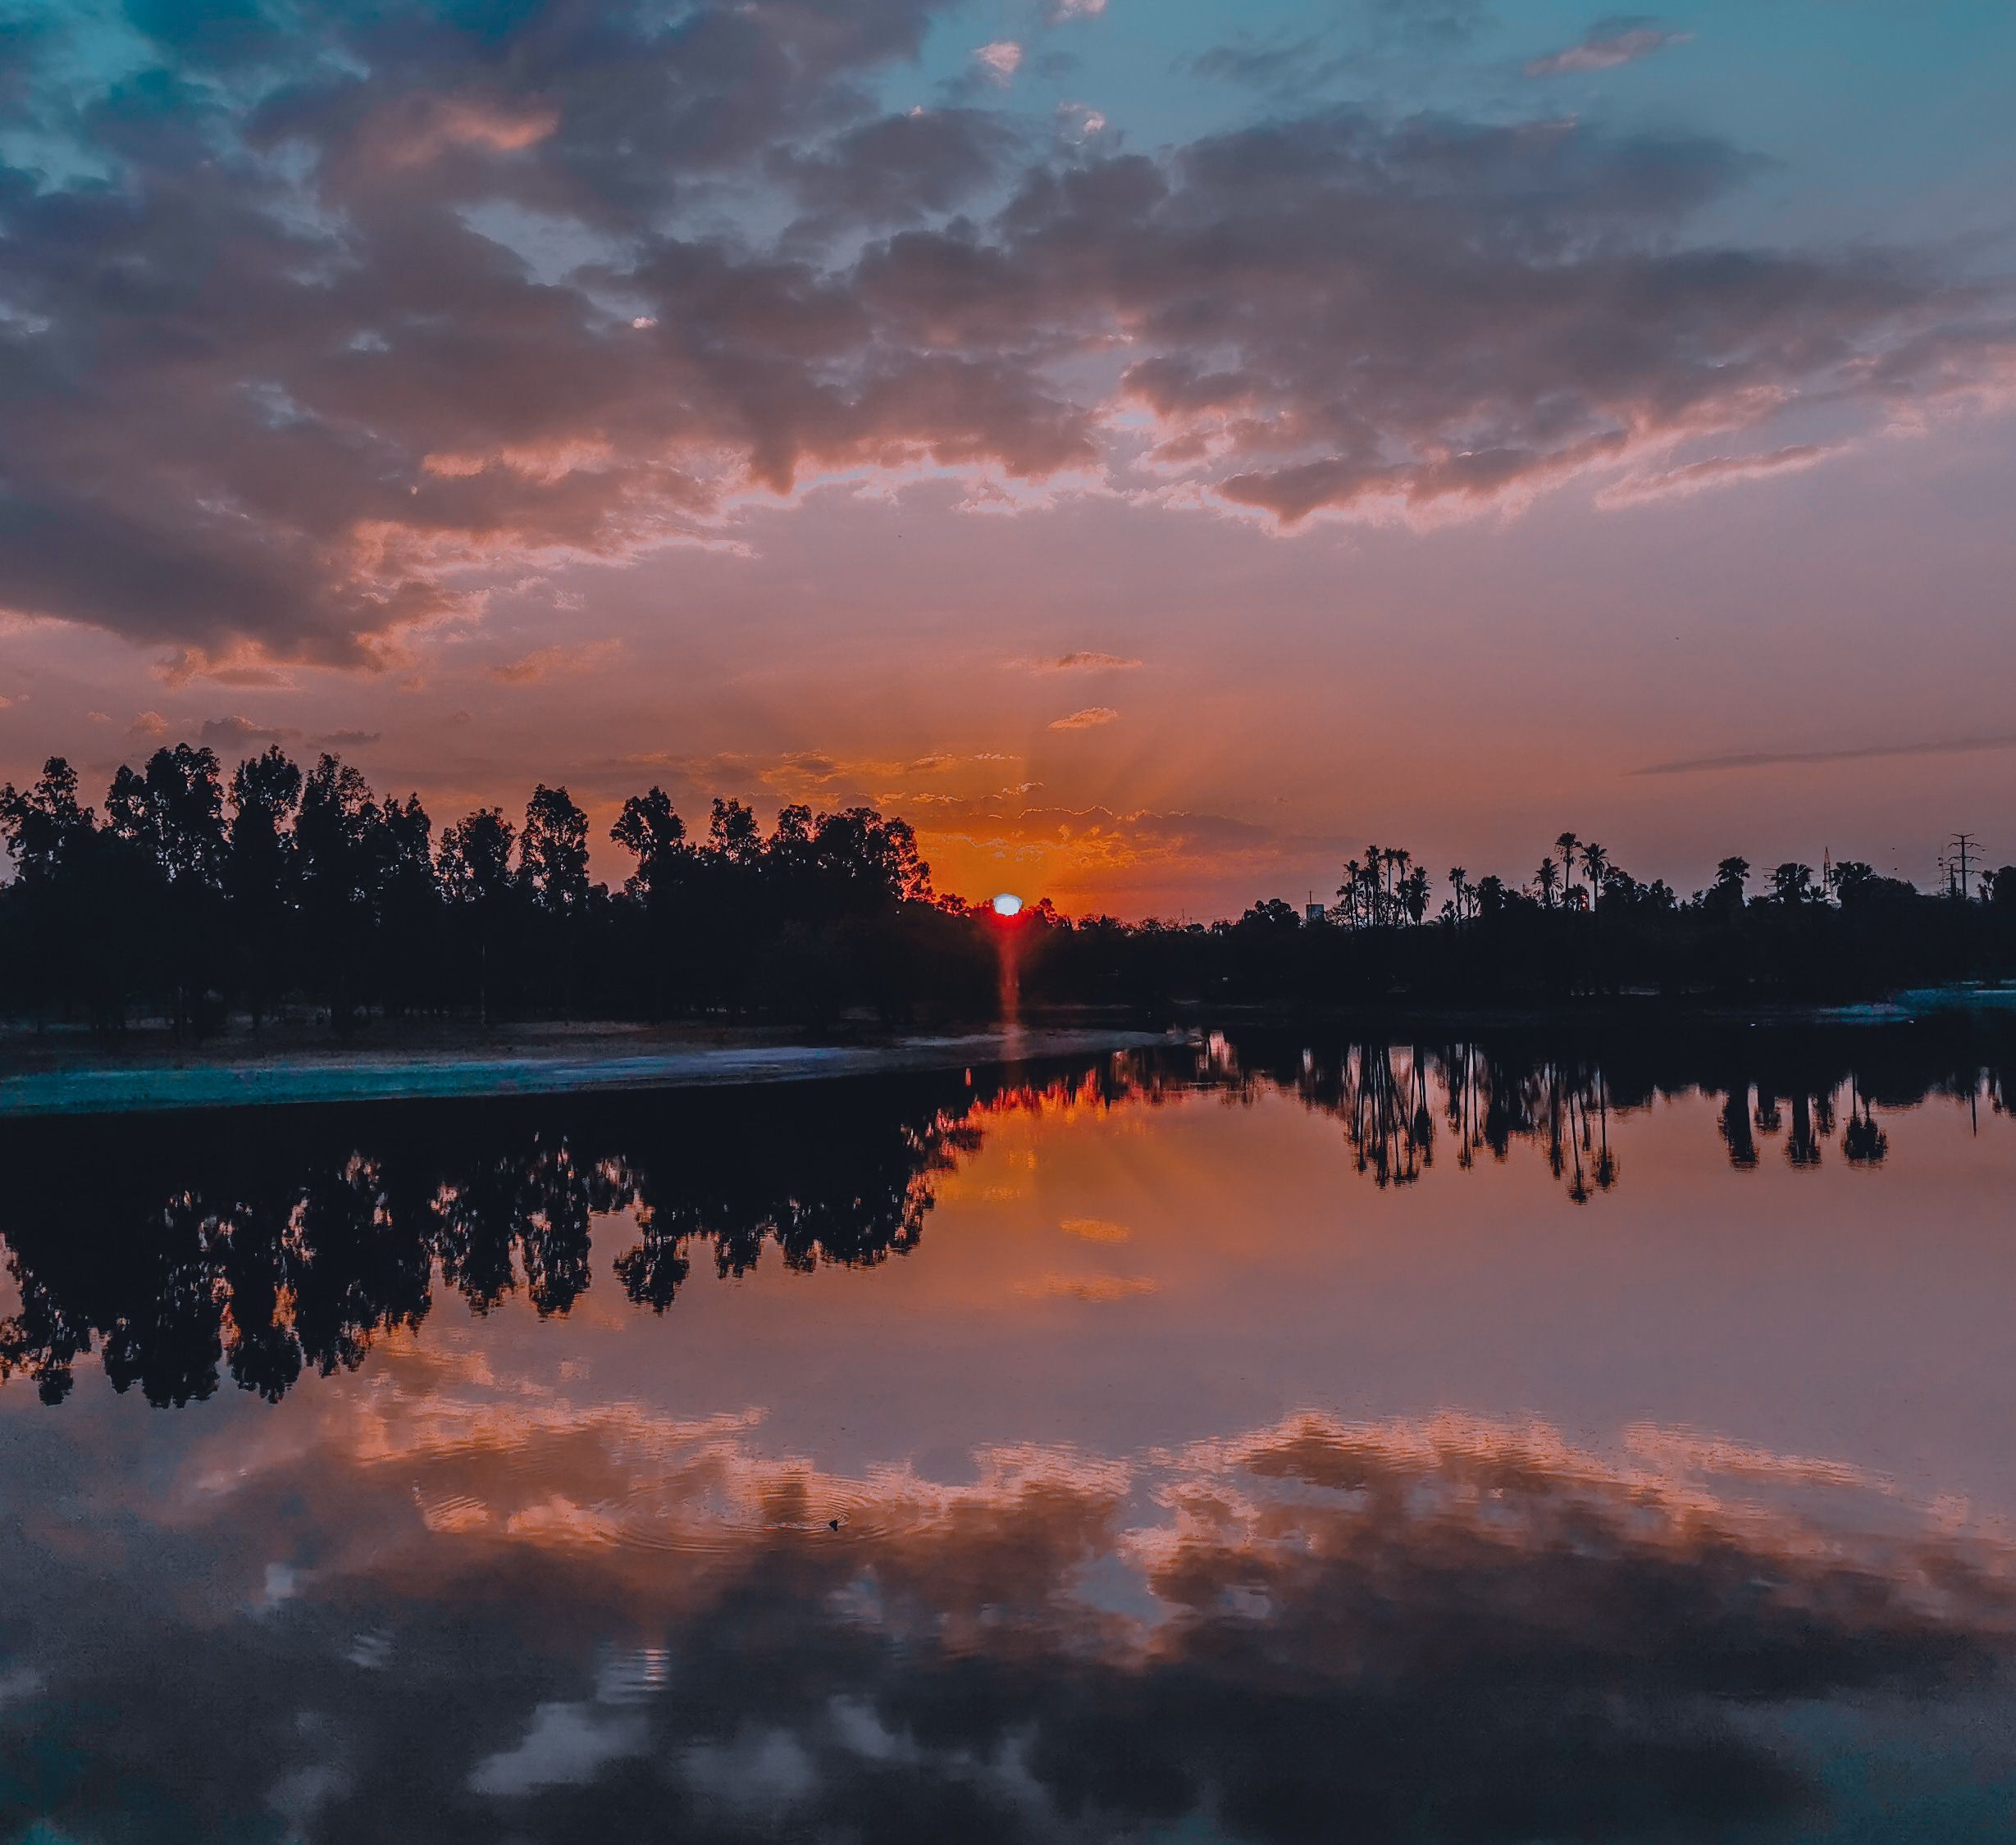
[1770, 862, 1816, 905]
[0, 758, 95, 884]
[1578, 841, 1609, 909]
[439, 808, 514, 905]
[708, 798, 763, 866]
[813, 807, 930, 909]
[103, 745, 230, 1033]
[440, 808, 518, 1024]
[0, 758, 113, 1023]
[228, 748, 303, 1030]
[520, 785, 591, 916]
[294, 755, 381, 1028]
[107, 745, 228, 890]
[1534, 855, 1558, 909]
[611, 787, 687, 899]
[374, 793, 439, 1015]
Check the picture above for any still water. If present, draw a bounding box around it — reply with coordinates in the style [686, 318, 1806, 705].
[2, 1027, 2014, 1843]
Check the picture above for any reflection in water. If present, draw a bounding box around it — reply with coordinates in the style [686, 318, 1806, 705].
[2, 1389, 2014, 1843]
[0, 1065, 1058, 1407]
[2, 1028, 2010, 1407]
[4, 1028, 2016, 1839]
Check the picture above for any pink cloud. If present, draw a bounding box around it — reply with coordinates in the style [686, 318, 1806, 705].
[487, 639, 624, 686]
[1598, 444, 1841, 506]
[1526, 22, 1693, 77]
[973, 41, 1023, 85]
[0, 0, 1999, 681]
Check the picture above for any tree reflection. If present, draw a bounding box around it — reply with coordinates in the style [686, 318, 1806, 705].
[1190, 1025, 2011, 1203]
[0, 1068, 1088, 1405]
[1, 1028, 2009, 1405]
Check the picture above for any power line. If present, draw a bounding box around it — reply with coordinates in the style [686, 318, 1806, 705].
[1949, 831, 1979, 900]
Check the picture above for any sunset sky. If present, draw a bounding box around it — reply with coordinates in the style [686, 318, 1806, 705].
[1, 0, 2012, 913]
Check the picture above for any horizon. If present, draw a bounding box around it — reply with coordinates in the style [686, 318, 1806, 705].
[2, 0, 2013, 914]
[2, 731, 2001, 924]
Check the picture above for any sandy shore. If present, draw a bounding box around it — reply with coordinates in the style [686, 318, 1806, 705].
[0, 1025, 1181, 1117]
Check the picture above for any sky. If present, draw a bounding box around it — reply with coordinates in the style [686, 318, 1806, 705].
[0, 0, 2012, 915]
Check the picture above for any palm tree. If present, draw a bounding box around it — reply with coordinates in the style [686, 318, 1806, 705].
[1448, 867, 1467, 923]
[1337, 859, 1357, 927]
[1534, 855, 1558, 909]
[1384, 848, 1411, 926]
[1579, 840, 1608, 909]
[1555, 833, 1579, 891]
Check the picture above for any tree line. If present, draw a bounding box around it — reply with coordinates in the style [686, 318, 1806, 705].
[0, 745, 994, 1031]
[1188, 832, 2016, 1008]
[2, 741, 2013, 1032]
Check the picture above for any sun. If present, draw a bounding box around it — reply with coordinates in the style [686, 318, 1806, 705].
[992, 892, 1024, 917]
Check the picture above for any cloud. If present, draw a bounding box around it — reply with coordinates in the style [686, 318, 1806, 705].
[1526, 17, 1693, 77]
[129, 711, 171, 740]
[9, 1374, 2015, 1845]
[1013, 1271, 1158, 1300]
[1059, 1217, 1131, 1241]
[1055, 101, 1107, 143]
[312, 728, 382, 747]
[905, 796, 1326, 899]
[1598, 443, 1840, 505]
[1634, 731, 2016, 776]
[0, 0, 2000, 672]
[1049, 707, 1119, 730]
[199, 714, 299, 750]
[769, 108, 1024, 229]
[1184, 36, 1351, 98]
[154, 650, 299, 691]
[973, 41, 1023, 84]
[487, 639, 623, 685]
[1049, 0, 1106, 18]
[1029, 651, 1141, 672]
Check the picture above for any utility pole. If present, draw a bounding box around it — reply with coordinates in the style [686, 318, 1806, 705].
[1950, 832, 1978, 900]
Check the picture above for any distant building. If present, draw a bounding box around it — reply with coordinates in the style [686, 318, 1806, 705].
[1305, 901, 1327, 925]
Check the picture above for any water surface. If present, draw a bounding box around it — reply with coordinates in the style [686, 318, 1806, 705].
[3, 1028, 2014, 1842]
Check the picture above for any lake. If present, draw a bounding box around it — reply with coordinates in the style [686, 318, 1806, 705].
[3, 1025, 2014, 1843]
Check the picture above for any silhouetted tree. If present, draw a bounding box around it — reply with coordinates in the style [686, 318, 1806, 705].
[228, 747, 303, 1029]
[440, 807, 518, 1024]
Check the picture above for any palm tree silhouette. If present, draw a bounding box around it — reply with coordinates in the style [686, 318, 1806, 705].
[1579, 840, 1609, 909]
[1534, 856, 1558, 909]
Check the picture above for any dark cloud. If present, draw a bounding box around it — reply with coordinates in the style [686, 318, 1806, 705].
[768, 107, 1024, 230]
[1187, 35, 1342, 92]
[1635, 731, 2016, 776]
[0, 0, 2003, 667]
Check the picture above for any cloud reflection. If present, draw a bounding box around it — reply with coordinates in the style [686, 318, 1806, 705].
[5, 1389, 2015, 1843]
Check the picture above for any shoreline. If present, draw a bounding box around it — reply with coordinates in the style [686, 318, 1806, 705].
[4, 983, 2011, 1118]
[0, 1025, 1183, 1118]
